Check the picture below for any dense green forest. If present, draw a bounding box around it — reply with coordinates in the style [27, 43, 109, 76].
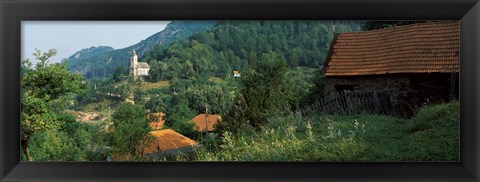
[66, 21, 217, 79]
[142, 21, 363, 81]
[362, 21, 426, 30]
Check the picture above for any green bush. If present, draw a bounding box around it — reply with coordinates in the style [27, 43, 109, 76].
[111, 103, 150, 156]
[403, 101, 460, 161]
[408, 101, 459, 132]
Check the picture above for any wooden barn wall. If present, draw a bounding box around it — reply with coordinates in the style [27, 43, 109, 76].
[324, 73, 455, 97]
[324, 74, 411, 102]
[322, 73, 457, 117]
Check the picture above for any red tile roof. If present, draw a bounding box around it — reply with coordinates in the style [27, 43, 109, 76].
[148, 112, 165, 130]
[191, 114, 221, 132]
[138, 62, 150, 69]
[142, 129, 197, 155]
[324, 21, 459, 76]
[111, 153, 134, 161]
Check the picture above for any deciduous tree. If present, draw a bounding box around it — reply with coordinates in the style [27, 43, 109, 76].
[21, 49, 84, 161]
[235, 53, 294, 128]
[111, 103, 151, 156]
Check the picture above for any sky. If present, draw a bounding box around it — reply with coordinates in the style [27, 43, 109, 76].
[22, 21, 171, 64]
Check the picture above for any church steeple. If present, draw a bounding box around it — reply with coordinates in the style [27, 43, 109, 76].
[128, 49, 150, 79]
[129, 49, 138, 76]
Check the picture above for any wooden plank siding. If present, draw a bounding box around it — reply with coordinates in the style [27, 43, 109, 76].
[304, 89, 451, 118]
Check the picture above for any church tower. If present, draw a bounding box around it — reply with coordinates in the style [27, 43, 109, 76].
[128, 49, 149, 80]
[129, 50, 138, 76]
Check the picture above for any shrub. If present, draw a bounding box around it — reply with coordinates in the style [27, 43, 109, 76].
[408, 101, 459, 132]
[403, 101, 460, 161]
[111, 103, 150, 156]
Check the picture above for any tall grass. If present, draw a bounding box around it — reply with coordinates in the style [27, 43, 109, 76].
[402, 101, 459, 161]
[191, 112, 369, 161]
[154, 101, 459, 161]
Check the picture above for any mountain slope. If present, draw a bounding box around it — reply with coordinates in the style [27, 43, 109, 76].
[142, 21, 364, 82]
[66, 21, 217, 79]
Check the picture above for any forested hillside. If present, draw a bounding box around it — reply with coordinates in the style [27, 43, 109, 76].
[142, 21, 363, 82]
[66, 21, 217, 79]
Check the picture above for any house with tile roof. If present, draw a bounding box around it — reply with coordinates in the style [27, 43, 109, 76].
[232, 70, 241, 78]
[147, 112, 165, 131]
[191, 114, 221, 133]
[109, 129, 198, 161]
[142, 129, 198, 158]
[323, 21, 459, 105]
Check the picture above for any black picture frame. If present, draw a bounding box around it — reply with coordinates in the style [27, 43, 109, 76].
[1, 0, 479, 181]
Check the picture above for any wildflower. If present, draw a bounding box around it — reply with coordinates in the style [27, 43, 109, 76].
[306, 120, 312, 130]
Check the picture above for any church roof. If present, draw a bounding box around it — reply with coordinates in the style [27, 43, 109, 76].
[138, 62, 150, 69]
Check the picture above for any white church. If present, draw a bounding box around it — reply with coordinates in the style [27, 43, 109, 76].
[129, 50, 150, 77]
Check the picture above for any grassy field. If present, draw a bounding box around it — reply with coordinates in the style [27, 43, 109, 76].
[160, 101, 459, 162]
[139, 81, 170, 90]
[208, 76, 224, 83]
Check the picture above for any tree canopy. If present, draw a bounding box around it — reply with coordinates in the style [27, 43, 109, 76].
[142, 21, 362, 82]
[21, 49, 85, 161]
[362, 21, 426, 30]
[111, 103, 151, 156]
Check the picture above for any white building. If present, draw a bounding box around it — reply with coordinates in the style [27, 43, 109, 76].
[232, 70, 240, 78]
[129, 50, 150, 77]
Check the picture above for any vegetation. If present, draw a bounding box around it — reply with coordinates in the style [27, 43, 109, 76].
[173, 101, 459, 161]
[225, 53, 295, 129]
[143, 21, 362, 82]
[21, 49, 85, 161]
[139, 81, 170, 90]
[164, 93, 198, 138]
[111, 103, 151, 157]
[363, 21, 426, 30]
[403, 101, 459, 160]
[28, 113, 109, 161]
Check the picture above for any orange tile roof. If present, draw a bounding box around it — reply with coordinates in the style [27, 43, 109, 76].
[191, 114, 221, 132]
[142, 129, 197, 155]
[111, 153, 133, 161]
[148, 112, 165, 130]
[324, 21, 459, 76]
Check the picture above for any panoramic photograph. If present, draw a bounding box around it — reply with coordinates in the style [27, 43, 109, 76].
[20, 20, 459, 162]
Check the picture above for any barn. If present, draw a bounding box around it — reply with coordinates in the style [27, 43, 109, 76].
[322, 21, 459, 116]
